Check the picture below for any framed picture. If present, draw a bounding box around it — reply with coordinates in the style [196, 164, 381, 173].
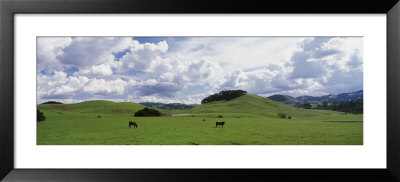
[1, 0, 399, 181]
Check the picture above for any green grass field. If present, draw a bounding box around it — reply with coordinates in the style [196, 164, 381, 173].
[37, 94, 363, 145]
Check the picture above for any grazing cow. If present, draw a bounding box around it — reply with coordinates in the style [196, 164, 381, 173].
[129, 121, 138, 128]
[97, 115, 102, 118]
[216, 121, 225, 127]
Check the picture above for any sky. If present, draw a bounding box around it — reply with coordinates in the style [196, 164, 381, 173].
[37, 37, 363, 104]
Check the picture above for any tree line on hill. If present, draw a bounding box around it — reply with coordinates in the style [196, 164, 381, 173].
[41, 101, 63, 104]
[301, 99, 363, 114]
[268, 90, 363, 114]
[330, 99, 363, 114]
[201, 90, 247, 104]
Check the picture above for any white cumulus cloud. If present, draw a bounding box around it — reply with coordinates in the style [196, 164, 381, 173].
[83, 78, 128, 96]
[37, 37, 363, 103]
[74, 64, 113, 77]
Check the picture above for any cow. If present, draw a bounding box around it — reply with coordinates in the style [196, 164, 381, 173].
[216, 121, 225, 127]
[97, 115, 102, 118]
[129, 121, 138, 128]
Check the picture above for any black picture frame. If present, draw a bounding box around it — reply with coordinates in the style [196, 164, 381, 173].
[1, 0, 399, 181]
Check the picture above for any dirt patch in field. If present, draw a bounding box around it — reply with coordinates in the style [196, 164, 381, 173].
[111, 109, 122, 114]
[46, 105, 75, 111]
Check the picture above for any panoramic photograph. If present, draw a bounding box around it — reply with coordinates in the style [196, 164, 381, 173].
[36, 37, 363, 145]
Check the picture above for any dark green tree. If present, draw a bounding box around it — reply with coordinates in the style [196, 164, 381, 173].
[322, 101, 328, 108]
[332, 99, 363, 114]
[37, 109, 46, 122]
[303, 102, 312, 109]
[278, 113, 287, 118]
[134, 107, 161, 117]
[201, 90, 247, 104]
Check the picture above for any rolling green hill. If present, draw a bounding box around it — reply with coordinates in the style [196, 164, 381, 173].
[181, 94, 347, 119]
[38, 94, 354, 119]
[267, 94, 303, 107]
[38, 100, 150, 115]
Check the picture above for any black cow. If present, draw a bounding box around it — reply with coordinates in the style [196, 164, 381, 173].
[216, 121, 225, 127]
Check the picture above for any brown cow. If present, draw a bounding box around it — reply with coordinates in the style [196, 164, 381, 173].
[216, 121, 225, 127]
[97, 115, 102, 118]
[129, 121, 138, 128]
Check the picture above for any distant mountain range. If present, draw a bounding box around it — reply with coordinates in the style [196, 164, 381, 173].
[267, 90, 363, 107]
[140, 102, 199, 110]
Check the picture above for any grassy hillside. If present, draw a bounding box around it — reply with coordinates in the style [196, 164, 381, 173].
[268, 94, 302, 103]
[37, 94, 363, 145]
[38, 94, 347, 118]
[178, 94, 350, 119]
[38, 100, 155, 115]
